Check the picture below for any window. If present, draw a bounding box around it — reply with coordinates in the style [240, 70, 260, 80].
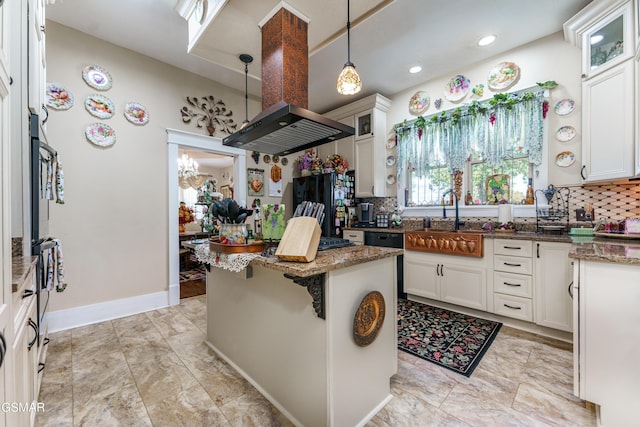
[469, 156, 531, 205]
[408, 166, 451, 206]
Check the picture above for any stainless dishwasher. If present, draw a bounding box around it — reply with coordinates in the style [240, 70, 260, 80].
[364, 232, 405, 298]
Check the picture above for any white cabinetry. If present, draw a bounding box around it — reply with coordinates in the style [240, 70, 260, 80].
[492, 239, 534, 321]
[581, 60, 635, 181]
[324, 94, 393, 197]
[564, 0, 637, 182]
[11, 264, 38, 427]
[343, 230, 364, 245]
[535, 242, 572, 332]
[573, 260, 640, 426]
[28, 0, 46, 120]
[404, 250, 487, 311]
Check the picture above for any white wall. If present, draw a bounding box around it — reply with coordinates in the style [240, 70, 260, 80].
[44, 21, 271, 312]
[386, 32, 583, 187]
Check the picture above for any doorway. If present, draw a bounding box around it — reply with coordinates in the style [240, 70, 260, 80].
[167, 129, 247, 306]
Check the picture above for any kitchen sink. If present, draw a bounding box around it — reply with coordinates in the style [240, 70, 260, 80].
[405, 229, 485, 257]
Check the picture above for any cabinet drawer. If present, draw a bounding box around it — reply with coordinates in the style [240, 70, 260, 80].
[494, 255, 533, 275]
[494, 239, 533, 257]
[493, 271, 533, 298]
[343, 230, 364, 244]
[494, 294, 533, 322]
[13, 266, 37, 327]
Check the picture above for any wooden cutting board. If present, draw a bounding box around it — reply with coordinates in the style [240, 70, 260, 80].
[275, 216, 322, 262]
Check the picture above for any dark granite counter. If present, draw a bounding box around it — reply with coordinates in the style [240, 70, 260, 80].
[12, 256, 37, 292]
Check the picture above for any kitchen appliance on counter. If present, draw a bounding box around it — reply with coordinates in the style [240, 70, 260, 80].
[292, 171, 355, 238]
[353, 202, 374, 228]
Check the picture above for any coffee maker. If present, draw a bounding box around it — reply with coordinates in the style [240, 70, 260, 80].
[355, 202, 375, 227]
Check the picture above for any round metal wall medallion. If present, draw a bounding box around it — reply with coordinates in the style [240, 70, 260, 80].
[353, 291, 386, 347]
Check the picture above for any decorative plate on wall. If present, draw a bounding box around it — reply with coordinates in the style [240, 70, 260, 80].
[123, 102, 149, 125]
[554, 98, 575, 116]
[444, 75, 470, 101]
[386, 155, 396, 166]
[85, 123, 116, 147]
[84, 94, 115, 119]
[353, 291, 386, 347]
[408, 91, 430, 115]
[555, 126, 576, 142]
[555, 151, 576, 167]
[46, 82, 74, 110]
[487, 62, 520, 90]
[194, 0, 207, 24]
[82, 65, 113, 91]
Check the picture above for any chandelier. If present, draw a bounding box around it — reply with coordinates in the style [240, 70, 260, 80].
[177, 154, 199, 179]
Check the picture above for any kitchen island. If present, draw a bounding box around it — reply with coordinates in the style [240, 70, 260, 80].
[205, 245, 402, 427]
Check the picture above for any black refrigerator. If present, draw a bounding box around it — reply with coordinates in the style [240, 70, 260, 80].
[292, 171, 355, 237]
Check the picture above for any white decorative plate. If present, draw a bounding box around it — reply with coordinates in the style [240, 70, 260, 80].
[85, 123, 116, 147]
[82, 65, 112, 91]
[84, 94, 115, 119]
[487, 62, 520, 90]
[194, 0, 207, 24]
[444, 74, 470, 101]
[555, 151, 576, 167]
[386, 137, 397, 149]
[408, 91, 430, 115]
[386, 155, 396, 166]
[46, 82, 74, 110]
[554, 99, 575, 116]
[555, 126, 576, 142]
[386, 174, 396, 185]
[123, 102, 149, 125]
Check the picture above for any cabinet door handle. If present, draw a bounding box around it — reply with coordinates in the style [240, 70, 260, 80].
[504, 246, 521, 250]
[23, 289, 35, 298]
[0, 332, 6, 369]
[28, 319, 39, 351]
[568, 282, 574, 299]
[38, 362, 45, 374]
[504, 304, 522, 310]
[504, 262, 521, 267]
[537, 243, 540, 258]
[580, 165, 586, 180]
[504, 282, 521, 287]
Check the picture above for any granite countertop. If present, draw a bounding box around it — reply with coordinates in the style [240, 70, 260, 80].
[251, 246, 403, 277]
[569, 238, 640, 265]
[12, 256, 38, 292]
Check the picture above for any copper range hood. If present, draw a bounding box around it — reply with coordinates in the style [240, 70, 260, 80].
[223, 7, 355, 156]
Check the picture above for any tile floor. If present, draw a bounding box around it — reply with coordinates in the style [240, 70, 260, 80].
[36, 296, 596, 426]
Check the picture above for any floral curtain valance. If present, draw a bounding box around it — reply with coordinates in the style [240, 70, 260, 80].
[396, 89, 547, 177]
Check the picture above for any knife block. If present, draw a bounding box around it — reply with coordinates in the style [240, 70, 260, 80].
[275, 217, 322, 262]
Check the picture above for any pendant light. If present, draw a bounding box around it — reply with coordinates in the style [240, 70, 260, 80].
[336, 0, 362, 95]
[239, 53, 253, 130]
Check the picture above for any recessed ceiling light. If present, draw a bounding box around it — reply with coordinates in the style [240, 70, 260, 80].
[477, 34, 497, 47]
[409, 65, 422, 74]
[590, 34, 603, 45]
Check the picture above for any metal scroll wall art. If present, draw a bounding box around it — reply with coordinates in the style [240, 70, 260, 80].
[180, 96, 238, 136]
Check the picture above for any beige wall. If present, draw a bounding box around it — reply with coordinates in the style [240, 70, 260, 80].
[44, 21, 277, 311]
[386, 32, 583, 187]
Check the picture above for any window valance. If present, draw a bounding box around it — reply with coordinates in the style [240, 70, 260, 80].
[396, 89, 547, 177]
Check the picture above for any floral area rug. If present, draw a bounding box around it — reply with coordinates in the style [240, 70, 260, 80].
[397, 299, 502, 377]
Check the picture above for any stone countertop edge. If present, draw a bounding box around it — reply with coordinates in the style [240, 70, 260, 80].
[250, 246, 404, 277]
[569, 240, 640, 265]
[12, 256, 38, 292]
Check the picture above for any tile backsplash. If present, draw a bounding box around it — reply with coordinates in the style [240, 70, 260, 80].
[359, 182, 640, 225]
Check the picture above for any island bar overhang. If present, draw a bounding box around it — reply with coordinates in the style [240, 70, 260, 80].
[205, 248, 400, 427]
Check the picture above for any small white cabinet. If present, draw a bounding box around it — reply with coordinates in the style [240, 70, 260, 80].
[534, 241, 572, 332]
[324, 94, 393, 198]
[573, 260, 640, 426]
[564, 0, 637, 182]
[404, 250, 487, 311]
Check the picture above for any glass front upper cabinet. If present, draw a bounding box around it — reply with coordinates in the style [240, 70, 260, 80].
[583, 1, 634, 78]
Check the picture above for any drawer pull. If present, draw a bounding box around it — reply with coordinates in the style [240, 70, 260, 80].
[504, 246, 521, 250]
[38, 362, 45, 373]
[504, 304, 522, 310]
[23, 289, 35, 298]
[504, 282, 521, 287]
[28, 319, 38, 351]
[504, 262, 521, 267]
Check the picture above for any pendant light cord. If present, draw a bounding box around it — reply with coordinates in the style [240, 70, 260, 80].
[244, 61, 249, 122]
[346, 0, 352, 65]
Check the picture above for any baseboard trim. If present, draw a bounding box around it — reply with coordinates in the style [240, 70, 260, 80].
[47, 291, 170, 333]
[169, 282, 180, 306]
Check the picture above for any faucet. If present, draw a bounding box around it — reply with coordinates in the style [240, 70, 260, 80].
[442, 189, 464, 231]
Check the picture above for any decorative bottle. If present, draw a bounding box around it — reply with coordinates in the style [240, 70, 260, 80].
[525, 178, 534, 205]
[465, 191, 473, 205]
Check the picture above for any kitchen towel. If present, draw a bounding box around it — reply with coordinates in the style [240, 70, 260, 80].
[55, 154, 65, 204]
